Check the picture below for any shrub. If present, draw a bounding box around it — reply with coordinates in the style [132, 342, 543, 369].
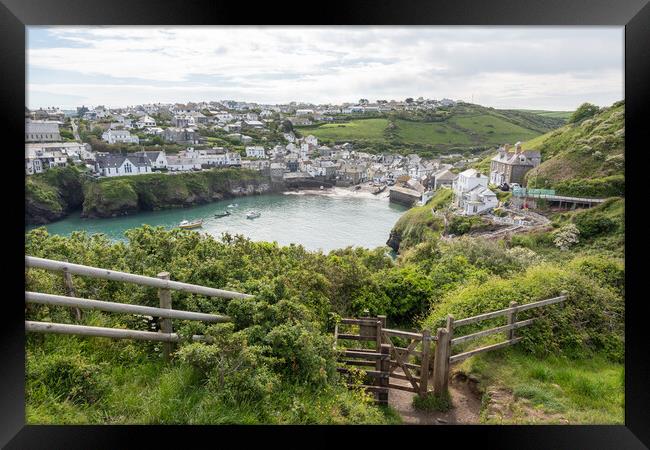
[553, 224, 580, 250]
[422, 264, 624, 362]
[573, 213, 618, 239]
[413, 392, 452, 412]
[28, 353, 106, 405]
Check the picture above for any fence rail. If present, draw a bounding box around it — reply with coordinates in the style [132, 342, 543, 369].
[25, 256, 254, 300]
[24, 256, 253, 361]
[26, 292, 230, 323]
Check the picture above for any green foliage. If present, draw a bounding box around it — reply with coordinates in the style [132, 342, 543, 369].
[463, 350, 623, 424]
[413, 391, 453, 412]
[524, 101, 624, 192]
[423, 263, 624, 362]
[27, 352, 107, 405]
[569, 103, 600, 124]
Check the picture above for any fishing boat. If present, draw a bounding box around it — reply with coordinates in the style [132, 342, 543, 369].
[178, 219, 203, 229]
[246, 211, 261, 219]
[372, 185, 387, 195]
[214, 210, 231, 218]
[227, 203, 238, 208]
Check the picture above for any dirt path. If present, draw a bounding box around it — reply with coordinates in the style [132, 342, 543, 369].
[388, 370, 482, 425]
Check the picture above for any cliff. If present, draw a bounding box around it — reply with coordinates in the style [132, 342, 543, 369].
[25, 168, 276, 225]
[82, 169, 274, 218]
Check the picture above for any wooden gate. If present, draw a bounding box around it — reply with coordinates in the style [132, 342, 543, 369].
[381, 328, 433, 395]
[334, 317, 390, 405]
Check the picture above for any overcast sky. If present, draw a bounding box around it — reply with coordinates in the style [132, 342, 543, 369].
[27, 26, 623, 111]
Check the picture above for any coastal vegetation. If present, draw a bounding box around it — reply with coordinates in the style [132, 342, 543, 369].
[523, 101, 625, 197]
[25, 184, 624, 423]
[25, 168, 271, 225]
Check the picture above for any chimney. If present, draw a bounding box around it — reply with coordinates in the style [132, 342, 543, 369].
[515, 142, 522, 154]
[504, 143, 511, 152]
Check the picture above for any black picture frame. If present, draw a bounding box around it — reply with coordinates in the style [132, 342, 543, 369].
[2, 0, 649, 447]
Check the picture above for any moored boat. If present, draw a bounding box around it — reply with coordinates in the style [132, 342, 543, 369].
[215, 210, 231, 218]
[246, 211, 261, 219]
[227, 203, 238, 208]
[178, 219, 203, 229]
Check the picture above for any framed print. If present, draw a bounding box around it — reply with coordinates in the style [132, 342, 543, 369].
[2, 0, 649, 447]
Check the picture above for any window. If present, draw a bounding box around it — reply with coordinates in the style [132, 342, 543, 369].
[124, 163, 132, 173]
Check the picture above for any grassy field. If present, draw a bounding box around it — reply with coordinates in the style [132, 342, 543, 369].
[449, 113, 541, 144]
[515, 110, 573, 120]
[299, 118, 389, 142]
[458, 349, 624, 424]
[395, 119, 472, 145]
[297, 110, 557, 151]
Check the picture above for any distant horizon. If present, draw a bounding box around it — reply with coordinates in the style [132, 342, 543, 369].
[27, 26, 624, 111]
[29, 99, 615, 114]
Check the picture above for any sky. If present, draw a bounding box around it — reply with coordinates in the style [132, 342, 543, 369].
[26, 26, 624, 111]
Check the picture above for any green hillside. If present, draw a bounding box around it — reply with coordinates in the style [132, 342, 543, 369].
[514, 109, 572, 121]
[296, 103, 565, 155]
[524, 100, 624, 197]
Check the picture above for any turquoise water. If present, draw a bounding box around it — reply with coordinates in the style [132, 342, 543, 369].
[29, 191, 408, 253]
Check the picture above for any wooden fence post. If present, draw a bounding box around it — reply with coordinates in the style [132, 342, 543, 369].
[506, 301, 518, 341]
[62, 268, 82, 321]
[432, 327, 450, 396]
[377, 315, 387, 349]
[157, 272, 173, 362]
[419, 329, 431, 396]
[375, 343, 390, 405]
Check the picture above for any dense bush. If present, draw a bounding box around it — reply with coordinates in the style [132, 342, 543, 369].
[422, 263, 624, 362]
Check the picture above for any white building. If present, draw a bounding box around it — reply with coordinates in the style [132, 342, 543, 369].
[136, 115, 156, 128]
[245, 146, 267, 158]
[95, 154, 152, 177]
[452, 169, 497, 215]
[102, 129, 139, 144]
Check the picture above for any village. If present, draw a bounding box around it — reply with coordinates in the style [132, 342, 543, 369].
[25, 98, 602, 231]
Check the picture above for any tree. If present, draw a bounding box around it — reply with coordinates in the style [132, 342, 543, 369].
[280, 120, 294, 134]
[569, 102, 599, 123]
[405, 98, 414, 104]
[359, 99, 369, 105]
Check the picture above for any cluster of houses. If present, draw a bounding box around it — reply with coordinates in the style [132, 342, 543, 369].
[25, 99, 545, 218]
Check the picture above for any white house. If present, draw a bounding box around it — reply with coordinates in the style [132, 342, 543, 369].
[102, 129, 139, 145]
[166, 156, 202, 172]
[296, 109, 314, 116]
[304, 135, 318, 146]
[245, 146, 267, 158]
[452, 169, 497, 215]
[95, 154, 152, 177]
[133, 150, 168, 169]
[136, 115, 156, 128]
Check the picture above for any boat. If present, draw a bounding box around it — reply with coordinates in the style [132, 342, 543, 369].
[178, 219, 203, 229]
[320, 186, 324, 190]
[214, 210, 231, 218]
[227, 203, 238, 208]
[372, 185, 387, 195]
[246, 211, 261, 219]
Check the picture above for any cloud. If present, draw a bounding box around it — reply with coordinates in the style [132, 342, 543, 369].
[26, 26, 623, 110]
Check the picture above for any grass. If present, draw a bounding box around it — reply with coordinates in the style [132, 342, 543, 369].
[458, 349, 624, 424]
[449, 113, 541, 144]
[395, 119, 472, 145]
[297, 118, 389, 142]
[297, 109, 555, 150]
[26, 333, 401, 425]
[412, 391, 453, 412]
[515, 110, 573, 120]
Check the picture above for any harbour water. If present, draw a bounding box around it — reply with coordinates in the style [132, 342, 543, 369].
[29, 189, 408, 253]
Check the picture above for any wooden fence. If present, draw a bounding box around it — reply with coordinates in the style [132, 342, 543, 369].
[25, 256, 253, 360]
[431, 293, 568, 395]
[335, 293, 568, 401]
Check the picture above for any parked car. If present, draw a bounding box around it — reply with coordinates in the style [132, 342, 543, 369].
[499, 183, 510, 191]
